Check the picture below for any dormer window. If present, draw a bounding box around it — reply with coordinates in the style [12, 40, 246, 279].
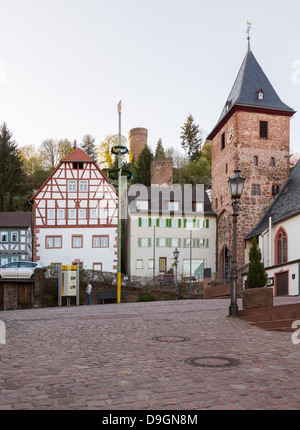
[258, 89, 264, 100]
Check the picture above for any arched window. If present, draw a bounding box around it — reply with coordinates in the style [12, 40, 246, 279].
[275, 227, 288, 265]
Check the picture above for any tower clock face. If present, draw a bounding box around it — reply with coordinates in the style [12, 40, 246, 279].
[227, 126, 234, 143]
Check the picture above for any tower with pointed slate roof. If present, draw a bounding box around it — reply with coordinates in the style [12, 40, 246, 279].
[207, 38, 296, 277]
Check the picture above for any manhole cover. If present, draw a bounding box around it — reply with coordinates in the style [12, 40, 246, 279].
[185, 356, 240, 368]
[151, 336, 191, 343]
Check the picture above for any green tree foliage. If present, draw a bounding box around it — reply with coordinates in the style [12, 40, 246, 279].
[98, 134, 128, 169]
[81, 134, 97, 161]
[247, 237, 268, 289]
[180, 114, 203, 161]
[132, 144, 153, 186]
[0, 123, 25, 211]
[154, 138, 165, 159]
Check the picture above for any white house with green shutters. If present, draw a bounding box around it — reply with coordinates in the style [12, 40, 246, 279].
[124, 185, 216, 279]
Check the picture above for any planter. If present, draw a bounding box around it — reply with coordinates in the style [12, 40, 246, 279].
[242, 287, 273, 310]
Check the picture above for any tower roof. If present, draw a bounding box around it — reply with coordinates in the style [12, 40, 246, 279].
[207, 48, 295, 140]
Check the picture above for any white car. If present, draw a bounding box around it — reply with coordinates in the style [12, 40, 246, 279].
[0, 261, 42, 279]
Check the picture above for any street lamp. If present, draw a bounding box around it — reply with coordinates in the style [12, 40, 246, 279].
[228, 167, 246, 316]
[173, 248, 180, 300]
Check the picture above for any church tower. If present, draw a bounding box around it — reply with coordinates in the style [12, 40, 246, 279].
[207, 35, 295, 278]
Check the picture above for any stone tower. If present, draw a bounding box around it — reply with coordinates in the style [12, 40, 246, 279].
[207, 43, 295, 277]
[128, 128, 148, 161]
[151, 158, 173, 186]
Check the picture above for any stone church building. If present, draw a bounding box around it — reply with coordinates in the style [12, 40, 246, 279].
[207, 40, 296, 278]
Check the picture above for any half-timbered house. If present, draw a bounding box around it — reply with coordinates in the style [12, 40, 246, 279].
[29, 148, 118, 271]
[0, 212, 33, 266]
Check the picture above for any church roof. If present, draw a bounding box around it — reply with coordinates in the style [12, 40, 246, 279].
[244, 160, 300, 240]
[208, 48, 295, 140]
[61, 148, 95, 162]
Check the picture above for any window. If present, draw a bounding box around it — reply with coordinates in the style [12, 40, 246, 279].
[68, 180, 77, 192]
[73, 162, 83, 169]
[196, 203, 203, 212]
[93, 263, 102, 271]
[136, 200, 148, 211]
[72, 236, 83, 248]
[0, 232, 8, 242]
[159, 218, 166, 228]
[142, 218, 148, 227]
[11, 231, 19, 242]
[252, 184, 260, 196]
[47, 209, 55, 219]
[271, 157, 275, 167]
[138, 238, 151, 248]
[158, 238, 166, 247]
[171, 219, 178, 228]
[169, 202, 179, 211]
[148, 259, 154, 269]
[183, 259, 205, 279]
[254, 156, 258, 166]
[272, 185, 280, 196]
[186, 219, 193, 229]
[46, 236, 62, 248]
[136, 259, 143, 269]
[57, 209, 65, 219]
[78, 208, 86, 219]
[100, 209, 108, 220]
[68, 209, 76, 219]
[171, 238, 179, 247]
[93, 236, 109, 248]
[260, 121, 268, 139]
[79, 180, 88, 192]
[221, 132, 225, 150]
[225, 163, 228, 174]
[276, 227, 288, 265]
[90, 208, 97, 219]
[11, 256, 19, 262]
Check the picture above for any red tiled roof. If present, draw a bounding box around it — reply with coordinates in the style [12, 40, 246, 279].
[0, 212, 32, 227]
[61, 148, 95, 162]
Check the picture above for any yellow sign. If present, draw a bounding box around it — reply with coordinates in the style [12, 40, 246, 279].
[62, 265, 77, 271]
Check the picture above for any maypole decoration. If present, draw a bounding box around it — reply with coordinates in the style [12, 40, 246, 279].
[107, 101, 133, 303]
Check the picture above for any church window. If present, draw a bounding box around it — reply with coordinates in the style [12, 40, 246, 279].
[221, 133, 225, 150]
[272, 185, 280, 196]
[252, 184, 260, 195]
[271, 157, 275, 167]
[275, 227, 288, 265]
[260, 121, 268, 139]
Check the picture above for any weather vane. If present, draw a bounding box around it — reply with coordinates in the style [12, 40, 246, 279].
[246, 21, 252, 50]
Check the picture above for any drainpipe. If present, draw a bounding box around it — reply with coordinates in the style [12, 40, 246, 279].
[269, 217, 272, 267]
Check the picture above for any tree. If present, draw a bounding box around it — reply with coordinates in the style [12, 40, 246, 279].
[98, 134, 127, 169]
[57, 139, 74, 160]
[154, 138, 165, 159]
[247, 237, 268, 289]
[40, 139, 59, 170]
[132, 144, 153, 186]
[180, 114, 203, 161]
[0, 123, 25, 211]
[81, 134, 97, 161]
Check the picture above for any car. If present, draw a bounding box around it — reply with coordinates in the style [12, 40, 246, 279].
[0, 261, 42, 279]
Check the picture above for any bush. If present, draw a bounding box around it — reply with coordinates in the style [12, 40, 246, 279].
[138, 294, 157, 302]
[247, 237, 268, 289]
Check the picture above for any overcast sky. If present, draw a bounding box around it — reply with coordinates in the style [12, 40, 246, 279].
[1, 0, 300, 157]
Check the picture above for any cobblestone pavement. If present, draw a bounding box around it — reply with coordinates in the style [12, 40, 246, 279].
[0, 297, 300, 410]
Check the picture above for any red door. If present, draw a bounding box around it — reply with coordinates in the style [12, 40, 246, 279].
[276, 272, 288, 296]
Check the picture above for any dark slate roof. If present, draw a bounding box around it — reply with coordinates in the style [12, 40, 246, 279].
[208, 48, 295, 138]
[244, 160, 300, 240]
[128, 185, 215, 216]
[0, 212, 32, 228]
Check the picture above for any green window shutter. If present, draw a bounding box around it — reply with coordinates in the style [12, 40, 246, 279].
[149, 218, 152, 227]
[168, 219, 172, 227]
[156, 218, 159, 227]
[148, 238, 152, 247]
[193, 219, 196, 228]
[206, 219, 209, 228]
[196, 219, 200, 228]
[156, 238, 160, 247]
[178, 238, 182, 248]
[178, 219, 181, 228]
[138, 217, 142, 227]
[184, 219, 187, 228]
[138, 238, 141, 247]
[183, 238, 187, 247]
[206, 239, 209, 248]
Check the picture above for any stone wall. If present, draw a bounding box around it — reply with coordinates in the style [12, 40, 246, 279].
[151, 158, 173, 186]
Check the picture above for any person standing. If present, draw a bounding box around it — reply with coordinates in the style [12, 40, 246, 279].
[86, 282, 92, 305]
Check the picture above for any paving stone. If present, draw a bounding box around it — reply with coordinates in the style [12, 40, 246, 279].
[0, 297, 300, 410]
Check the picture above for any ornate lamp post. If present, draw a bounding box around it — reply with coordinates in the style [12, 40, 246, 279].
[173, 248, 180, 300]
[228, 167, 246, 316]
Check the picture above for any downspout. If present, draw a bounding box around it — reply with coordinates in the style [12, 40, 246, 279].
[269, 216, 272, 267]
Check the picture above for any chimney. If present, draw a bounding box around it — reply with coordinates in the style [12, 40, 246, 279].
[128, 128, 148, 161]
[151, 158, 173, 187]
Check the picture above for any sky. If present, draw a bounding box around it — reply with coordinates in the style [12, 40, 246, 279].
[0, 0, 300, 157]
